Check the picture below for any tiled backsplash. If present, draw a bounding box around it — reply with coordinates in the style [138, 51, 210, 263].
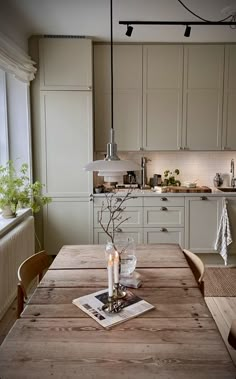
[95, 151, 236, 188]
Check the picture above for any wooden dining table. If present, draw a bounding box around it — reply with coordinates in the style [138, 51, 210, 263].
[0, 243, 235, 378]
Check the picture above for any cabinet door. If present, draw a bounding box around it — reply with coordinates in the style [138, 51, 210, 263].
[143, 45, 183, 150]
[144, 207, 184, 227]
[144, 228, 184, 246]
[185, 197, 222, 253]
[39, 38, 92, 89]
[222, 45, 236, 150]
[94, 44, 142, 151]
[182, 45, 224, 150]
[40, 91, 93, 196]
[94, 228, 143, 244]
[44, 198, 93, 255]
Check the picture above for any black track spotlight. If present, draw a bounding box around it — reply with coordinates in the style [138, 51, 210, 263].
[126, 25, 133, 37]
[184, 25, 191, 37]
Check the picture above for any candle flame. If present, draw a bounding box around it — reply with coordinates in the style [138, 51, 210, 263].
[114, 251, 119, 262]
[108, 254, 113, 266]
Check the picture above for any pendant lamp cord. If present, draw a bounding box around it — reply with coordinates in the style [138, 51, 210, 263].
[110, 0, 114, 132]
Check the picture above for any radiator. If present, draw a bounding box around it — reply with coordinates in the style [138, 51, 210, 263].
[0, 216, 35, 319]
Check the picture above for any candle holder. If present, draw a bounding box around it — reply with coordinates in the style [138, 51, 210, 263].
[101, 295, 124, 313]
[113, 282, 126, 299]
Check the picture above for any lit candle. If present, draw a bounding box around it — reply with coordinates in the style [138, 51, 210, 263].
[114, 251, 119, 284]
[107, 254, 114, 297]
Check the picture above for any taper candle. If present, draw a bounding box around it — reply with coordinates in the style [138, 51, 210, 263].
[114, 251, 119, 283]
[107, 254, 113, 297]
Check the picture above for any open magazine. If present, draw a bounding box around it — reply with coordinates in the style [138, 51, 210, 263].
[72, 288, 154, 328]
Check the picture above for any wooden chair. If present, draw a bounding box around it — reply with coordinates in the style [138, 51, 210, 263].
[183, 249, 205, 295]
[17, 250, 52, 318]
[228, 320, 236, 350]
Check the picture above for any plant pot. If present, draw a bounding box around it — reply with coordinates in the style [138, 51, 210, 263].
[1, 205, 16, 219]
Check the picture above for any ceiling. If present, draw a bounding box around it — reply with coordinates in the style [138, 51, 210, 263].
[1, 0, 236, 50]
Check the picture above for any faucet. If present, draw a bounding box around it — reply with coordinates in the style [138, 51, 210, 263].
[230, 159, 235, 187]
[141, 156, 151, 189]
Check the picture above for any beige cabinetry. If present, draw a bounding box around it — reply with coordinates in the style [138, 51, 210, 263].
[30, 37, 93, 254]
[222, 45, 236, 150]
[185, 196, 222, 253]
[143, 45, 183, 150]
[94, 44, 142, 152]
[39, 38, 92, 89]
[93, 196, 143, 244]
[182, 45, 224, 150]
[143, 196, 184, 245]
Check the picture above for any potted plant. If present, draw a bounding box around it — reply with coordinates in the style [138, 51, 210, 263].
[0, 160, 51, 218]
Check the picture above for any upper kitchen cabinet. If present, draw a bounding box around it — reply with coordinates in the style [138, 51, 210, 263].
[143, 45, 183, 150]
[222, 45, 236, 151]
[182, 45, 224, 150]
[94, 44, 142, 152]
[39, 38, 92, 90]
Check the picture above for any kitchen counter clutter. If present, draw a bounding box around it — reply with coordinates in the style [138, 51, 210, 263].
[93, 190, 236, 261]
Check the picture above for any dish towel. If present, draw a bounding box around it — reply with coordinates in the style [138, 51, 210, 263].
[214, 202, 232, 266]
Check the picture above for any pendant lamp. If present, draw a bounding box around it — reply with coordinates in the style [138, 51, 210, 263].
[83, 0, 140, 183]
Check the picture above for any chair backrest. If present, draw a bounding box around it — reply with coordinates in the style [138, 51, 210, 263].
[183, 249, 205, 294]
[228, 320, 236, 350]
[17, 250, 52, 318]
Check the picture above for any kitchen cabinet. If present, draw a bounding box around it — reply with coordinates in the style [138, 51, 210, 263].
[44, 198, 93, 255]
[39, 38, 92, 90]
[185, 196, 222, 253]
[93, 196, 143, 244]
[143, 45, 183, 150]
[182, 45, 224, 150]
[94, 44, 142, 152]
[30, 37, 93, 253]
[143, 196, 184, 245]
[222, 45, 236, 151]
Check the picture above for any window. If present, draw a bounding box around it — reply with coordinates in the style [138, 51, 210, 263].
[0, 68, 32, 178]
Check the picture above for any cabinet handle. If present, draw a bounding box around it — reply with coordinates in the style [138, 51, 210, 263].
[116, 198, 122, 202]
[160, 228, 168, 232]
[116, 228, 123, 233]
[161, 197, 168, 201]
[200, 196, 208, 200]
[183, 146, 189, 150]
[139, 147, 144, 151]
[178, 147, 183, 150]
[161, 206, 168, 211]
[223, 146, 231, 150]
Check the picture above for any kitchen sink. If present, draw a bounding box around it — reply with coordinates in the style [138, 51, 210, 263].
[218, 187, 236, 192]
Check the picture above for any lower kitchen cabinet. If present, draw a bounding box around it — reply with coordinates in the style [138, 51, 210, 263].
[144, 228, 184, 245]
[185, 196, 222, 253]
[93, 228, 143, 245]
[44, 198, 93, 255]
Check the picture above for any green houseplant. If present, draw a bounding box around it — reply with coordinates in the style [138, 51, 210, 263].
[0, 160, 51, 218]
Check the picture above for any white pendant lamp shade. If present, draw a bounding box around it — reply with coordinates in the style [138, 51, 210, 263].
[83, 129, 140, 181]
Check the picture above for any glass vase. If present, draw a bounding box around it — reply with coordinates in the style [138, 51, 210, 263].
[105, 237, 137, 277]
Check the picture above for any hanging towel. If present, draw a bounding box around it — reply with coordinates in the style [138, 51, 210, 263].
[214, 200, 232, 266]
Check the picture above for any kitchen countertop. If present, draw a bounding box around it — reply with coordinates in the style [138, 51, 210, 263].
[93, 188, 236, 197]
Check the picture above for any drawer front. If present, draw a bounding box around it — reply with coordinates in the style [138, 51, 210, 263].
[144, 207, 184, 227]
[94, 196, 142, 207]
[94, 207, 143, 228]
[93, 228, 143, 244]
[144, 196, 184, 207]
[144, 228, 184, 247]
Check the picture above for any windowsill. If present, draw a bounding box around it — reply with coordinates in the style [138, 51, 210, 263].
[0, 208, 32, 238]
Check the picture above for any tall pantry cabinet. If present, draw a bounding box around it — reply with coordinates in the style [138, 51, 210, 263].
[29, 37, 93, 254]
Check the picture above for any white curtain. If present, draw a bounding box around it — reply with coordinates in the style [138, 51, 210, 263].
[0, 32, 37, 84]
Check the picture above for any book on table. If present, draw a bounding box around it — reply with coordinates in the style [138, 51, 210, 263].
[72, 288, 154, 328]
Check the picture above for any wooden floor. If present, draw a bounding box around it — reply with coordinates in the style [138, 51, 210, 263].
[0, 296, 235, 367]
